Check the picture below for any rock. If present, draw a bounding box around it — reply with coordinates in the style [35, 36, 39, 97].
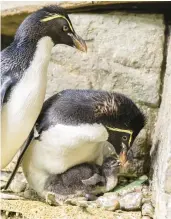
[142, 186, 150, 197]
[131, 129, 147, 158]
[119, 192, 143, 210]
[23, 188, 40, 200]
[151, 26, 171, 219]
[164, 161, 171, 193]
[96, 194, 120, 211]
[47, 13, 164, 108]
[10, 178, 27, 193]
[65, 197, 91, 208]
[1, 198, 142, 219]
[112, 200, 120, 211]
[119, 157, 146, 176]
[142, 216, 152, 219]
[142, 185, 152, 204]
[142, 202, 154, 218]
[46, 192, 62, 206]
[85, 193, 97, 201]
[0, 192, 24, 200]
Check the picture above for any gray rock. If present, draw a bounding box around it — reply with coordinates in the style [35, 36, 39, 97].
[0, 192, 24, 200]
[10, 176, 27, 193]
[142, 202, 154, 218]
[119, 192, 143, 210]
[23, 188, 40, 200]
[164, 161, 171, 194]
[96, 193, 120, 211]
[119, 158, 145, 176]
[151, 26, 171, 219]
[142, 216, 152, 219]
[46, 12, 164, 108]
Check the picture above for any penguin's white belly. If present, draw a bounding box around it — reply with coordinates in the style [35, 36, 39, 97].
[1, 36, 54, 169]
[22, 123, 108, 195]
[1, 74, 47, 169]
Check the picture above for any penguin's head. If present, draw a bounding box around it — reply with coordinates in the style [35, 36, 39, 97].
[15, 5, 87, 52]
[94, 92, 146, 165]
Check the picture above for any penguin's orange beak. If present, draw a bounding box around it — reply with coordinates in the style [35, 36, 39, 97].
[119, 150, 127, 166]
[68, 33, 87, 52]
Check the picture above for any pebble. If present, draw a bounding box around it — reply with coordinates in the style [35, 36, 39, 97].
[142, 216, 152, 219]
[23, 188, 40, 200]
[96, 194, 120, 211]
[142, 185, 151, 198]
[112, 200, 120, 211]
[65, 197, 91, 208]
[10, 179, 27, 193]
[85, 193, 97, 201]
[119, 191, 143, 210]
[142, 202, 154, 218]
[0, 192, 24, 200]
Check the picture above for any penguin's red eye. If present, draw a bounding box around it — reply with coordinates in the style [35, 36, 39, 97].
[122, 136, 128, 141]
[63, 25, 69, 32]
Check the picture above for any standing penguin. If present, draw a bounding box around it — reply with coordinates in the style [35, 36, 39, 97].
[1, 6, 87, 169]
[6, 89, 145, 196]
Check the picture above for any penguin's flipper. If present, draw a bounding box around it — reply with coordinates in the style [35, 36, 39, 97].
[4, 130, 34, 190]
[1, 77, 14, 107]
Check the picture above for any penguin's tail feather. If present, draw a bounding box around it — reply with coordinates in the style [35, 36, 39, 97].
[4, 129, 34, 190]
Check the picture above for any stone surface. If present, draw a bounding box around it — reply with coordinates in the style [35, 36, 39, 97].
[151, 26, 171, 219]
[119, 192, 143, 210]
[46, 12, 164, 108]
[142, 216, 152, 219]
[97, 193, 119, 210]
[1, 199, 142, 219]
[164, 161, 171, 193]
[8, 172, 27, 193]
[1, 1, 125, 17]
[10, 179, 26, 193]
[142, 202, 154, 218]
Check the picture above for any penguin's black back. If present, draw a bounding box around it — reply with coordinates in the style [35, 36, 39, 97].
[36, 89, 145, 136]
[1, 40, 36, 103]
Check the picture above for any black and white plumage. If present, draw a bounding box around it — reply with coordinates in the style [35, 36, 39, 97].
[1, 6, 86, 169]
[17, 89, 145, 197]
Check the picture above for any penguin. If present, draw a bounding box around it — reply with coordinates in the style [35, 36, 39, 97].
[1, 6, 87, 169]
[44, 156, 120, 204]
[5, 89, 145, 194]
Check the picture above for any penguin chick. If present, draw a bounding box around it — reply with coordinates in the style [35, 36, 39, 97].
[6, 89, 145, 192]
[44, 156, 119, 203]
[1, 6, 86, 169]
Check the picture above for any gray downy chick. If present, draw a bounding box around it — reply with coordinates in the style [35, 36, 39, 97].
[44, 156, 119, 204]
